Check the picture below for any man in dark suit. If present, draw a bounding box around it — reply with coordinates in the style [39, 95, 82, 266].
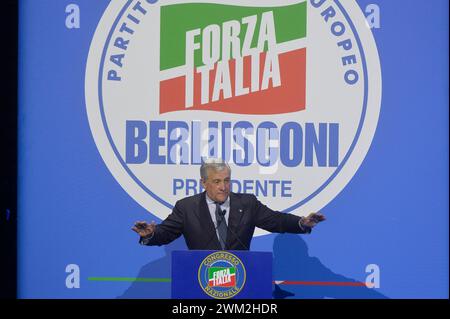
[133, 159, 325, 250]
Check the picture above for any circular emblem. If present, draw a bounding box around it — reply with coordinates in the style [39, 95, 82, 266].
[85, 0, 382, 235]
[198, 251, 246, 299]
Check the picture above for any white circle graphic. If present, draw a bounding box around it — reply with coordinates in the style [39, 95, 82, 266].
[85, 0, 382, 236]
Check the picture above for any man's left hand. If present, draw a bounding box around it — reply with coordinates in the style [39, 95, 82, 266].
[301, 212, 326, 228]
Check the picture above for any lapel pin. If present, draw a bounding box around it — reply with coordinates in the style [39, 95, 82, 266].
[239, 209, 243, 213]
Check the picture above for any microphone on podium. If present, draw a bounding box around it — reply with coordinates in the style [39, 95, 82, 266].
[219, 209, 249, 250]
[203, 209, 249, 250]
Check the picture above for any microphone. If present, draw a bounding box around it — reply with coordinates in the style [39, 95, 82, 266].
[219, 209, 249, 250]
[202, 215, 225, 250]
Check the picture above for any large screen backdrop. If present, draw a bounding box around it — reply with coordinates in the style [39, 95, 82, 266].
[18, 0, 448, 298]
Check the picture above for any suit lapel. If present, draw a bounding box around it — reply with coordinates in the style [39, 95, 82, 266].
[226, 193, 245, 248]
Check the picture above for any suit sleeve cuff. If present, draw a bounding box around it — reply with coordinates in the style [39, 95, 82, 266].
[139, 232, 155, 245]
[298, 218, 312, 234]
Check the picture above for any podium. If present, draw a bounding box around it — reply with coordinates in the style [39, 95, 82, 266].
[171, 250, 273, 299]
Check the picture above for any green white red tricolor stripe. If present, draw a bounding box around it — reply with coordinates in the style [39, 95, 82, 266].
[159, 2, 307, 115]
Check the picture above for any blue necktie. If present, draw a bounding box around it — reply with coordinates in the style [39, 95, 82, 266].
[214, 202, 227, 250]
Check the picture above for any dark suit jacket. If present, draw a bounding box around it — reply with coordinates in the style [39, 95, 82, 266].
[142, 192, 310, 250]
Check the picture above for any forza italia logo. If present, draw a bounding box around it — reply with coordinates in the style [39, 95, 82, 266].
[159, 2, 307, 115]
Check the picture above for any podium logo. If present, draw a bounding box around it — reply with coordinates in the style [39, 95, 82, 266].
[198, 251, 246, 299]
[85, 0, 382, 233]
[209, 267, 236, 287]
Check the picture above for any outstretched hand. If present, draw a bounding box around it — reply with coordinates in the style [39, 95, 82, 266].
[132, 220, 156, 238]
[301, 212, 326, 228]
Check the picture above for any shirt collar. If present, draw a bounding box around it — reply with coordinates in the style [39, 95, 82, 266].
[205, 192, 230, 206]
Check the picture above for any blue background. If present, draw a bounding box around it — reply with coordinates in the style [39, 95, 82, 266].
[18, 0, 448, 298]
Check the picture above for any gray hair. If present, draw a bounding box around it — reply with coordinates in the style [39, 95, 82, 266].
[200, 158, 231, 180]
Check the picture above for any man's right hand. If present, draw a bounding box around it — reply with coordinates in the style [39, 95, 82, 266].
[132, 221, 156, 238]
